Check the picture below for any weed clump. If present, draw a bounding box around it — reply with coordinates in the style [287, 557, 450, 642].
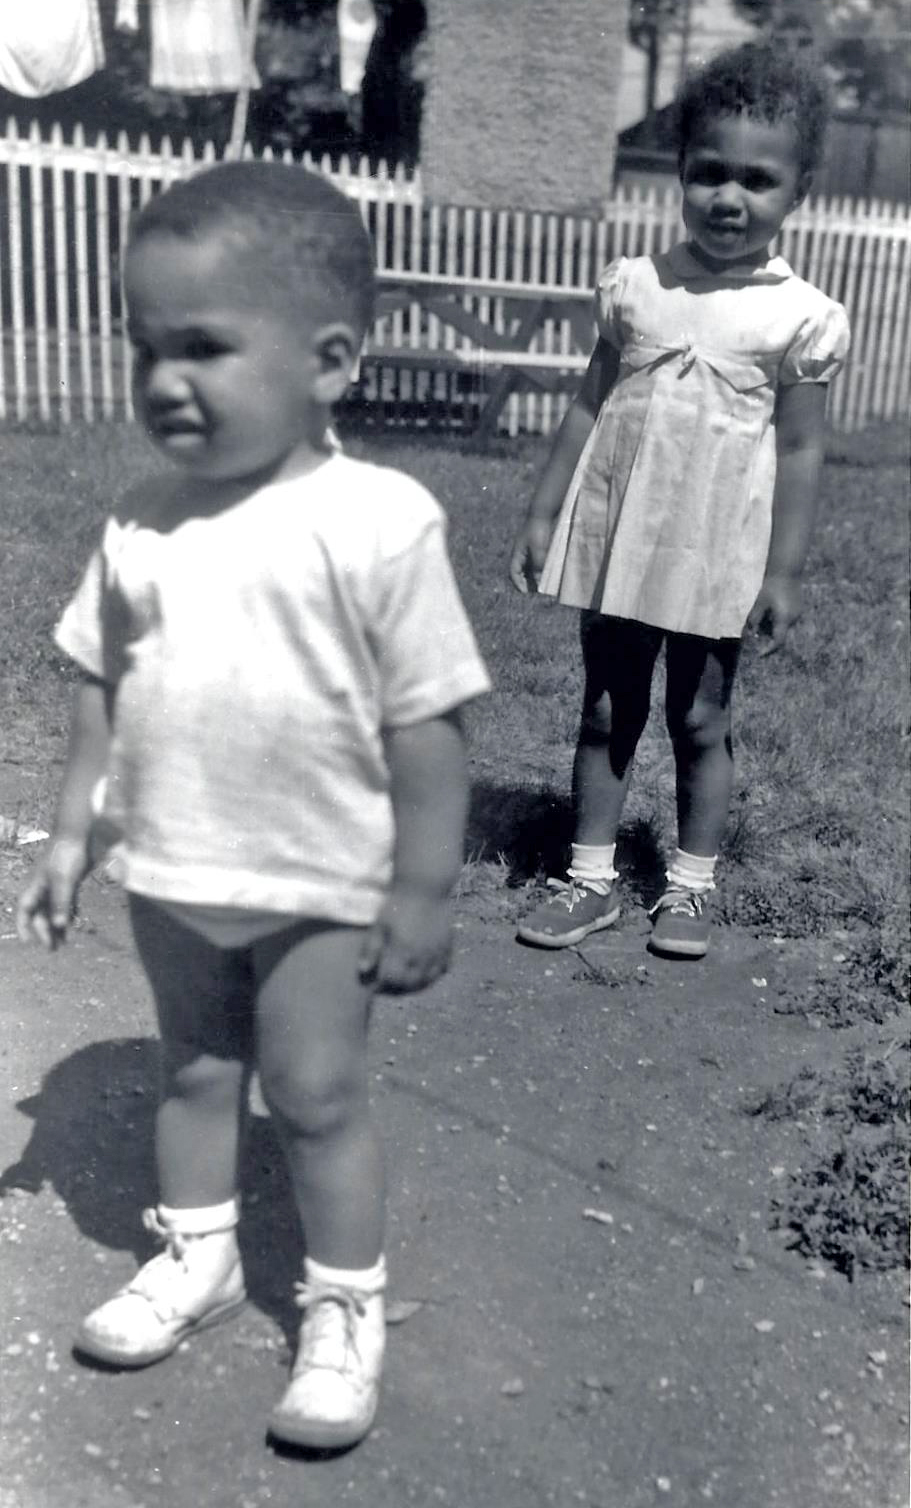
[751, 1047, 910, 1278]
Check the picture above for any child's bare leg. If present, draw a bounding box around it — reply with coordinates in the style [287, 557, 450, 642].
[129, 895, 253, 1208]
[664, 635, 740, 856]
[253, 920, 383, 1269]
[518, 616, 662, 947]
[254, 920, 385, 1449]
[647, 636, 740, 957]
[75, 897, 252, 1367]
[573, 613, 664, 843]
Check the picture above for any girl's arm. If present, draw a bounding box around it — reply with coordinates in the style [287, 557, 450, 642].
[17, 674, 112, 948]
[747, 381, 828, 656]
[509, 339, 621, 593]
[358, 708, 469, 994]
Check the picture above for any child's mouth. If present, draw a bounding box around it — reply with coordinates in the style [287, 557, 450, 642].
[151, 417, 208, 444]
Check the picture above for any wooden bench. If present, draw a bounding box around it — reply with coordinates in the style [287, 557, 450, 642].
[366, 270, 596, 435]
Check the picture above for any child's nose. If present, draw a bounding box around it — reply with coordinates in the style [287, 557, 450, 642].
[140, 358, 194, 405]
[713, 179, 742, 208]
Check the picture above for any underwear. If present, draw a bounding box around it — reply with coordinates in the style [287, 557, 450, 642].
[154, 899, 302, 949]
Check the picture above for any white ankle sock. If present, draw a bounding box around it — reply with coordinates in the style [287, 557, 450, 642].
[305, 1255, 387, 1294]
[157, 1197, 240, 1235]
[666, 848, 716, 893]
[568, 842, 617, 889]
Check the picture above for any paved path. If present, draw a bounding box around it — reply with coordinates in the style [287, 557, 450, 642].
[1, 884, 906, 1507]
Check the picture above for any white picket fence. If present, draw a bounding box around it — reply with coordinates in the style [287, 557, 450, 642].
[1, 119, 909, 434]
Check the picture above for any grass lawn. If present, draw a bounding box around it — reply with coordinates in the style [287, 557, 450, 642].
[1, 418, 909, 1000]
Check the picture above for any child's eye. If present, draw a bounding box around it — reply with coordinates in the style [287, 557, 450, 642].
[686, 162, 726, 187]
[183, 336, 227, 360]
[742, 172, 778, 193]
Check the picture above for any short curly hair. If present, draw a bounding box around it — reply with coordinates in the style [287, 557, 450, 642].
[128, 161, 375, 336]
[675, 41, 831, 179]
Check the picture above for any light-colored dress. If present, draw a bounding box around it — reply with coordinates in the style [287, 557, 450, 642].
[538, 243, 850, 639]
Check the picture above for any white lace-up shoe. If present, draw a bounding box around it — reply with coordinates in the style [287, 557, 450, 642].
[268, 1261, 386, 1450]
[75, 1203, 246, 1367]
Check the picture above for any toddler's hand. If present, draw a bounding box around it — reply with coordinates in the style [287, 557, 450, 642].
[16, 837, 89, 949]
[357, 889, 452, 995]
[509, 519, 553, 594]
[747, 575, 803, 657]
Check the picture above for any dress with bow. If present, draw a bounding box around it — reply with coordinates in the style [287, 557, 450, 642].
[538, 243, 850, 639]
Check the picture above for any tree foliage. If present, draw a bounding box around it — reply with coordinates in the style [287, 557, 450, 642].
[730, 0, 911, 113]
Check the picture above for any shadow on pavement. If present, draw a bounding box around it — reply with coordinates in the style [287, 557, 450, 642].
[0, 1037, 304, 1341]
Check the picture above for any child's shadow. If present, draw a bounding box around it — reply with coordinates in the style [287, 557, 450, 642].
[467, 778, 667, 906]
[0, 1038, 301, 1342]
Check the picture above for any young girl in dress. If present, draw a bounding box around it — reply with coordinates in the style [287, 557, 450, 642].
[509, 41, 849, 959]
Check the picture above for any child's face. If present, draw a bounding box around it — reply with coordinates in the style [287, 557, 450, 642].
[125, 233, 330, 483]
[680, 114, 808, 272]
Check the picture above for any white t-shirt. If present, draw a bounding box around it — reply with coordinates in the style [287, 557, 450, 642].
[56, 453, 491, 924]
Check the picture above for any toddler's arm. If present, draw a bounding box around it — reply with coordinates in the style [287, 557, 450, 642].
[509, 339, 620, 593]
[748, 382, 828, 656]
[17, 674, 111, 949]
[358, 709, 469, 994]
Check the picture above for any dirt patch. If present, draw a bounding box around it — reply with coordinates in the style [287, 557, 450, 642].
[1, 876, 907, 1508]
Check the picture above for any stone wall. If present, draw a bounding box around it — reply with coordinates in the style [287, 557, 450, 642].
[420, 0, 629, 213]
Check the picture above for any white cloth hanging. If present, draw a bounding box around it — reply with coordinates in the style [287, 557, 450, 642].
[337, 0, 376, 96]
[115, 0, 140, 35]
[0, 0, 104, 97]
[150, 0, 260, 93]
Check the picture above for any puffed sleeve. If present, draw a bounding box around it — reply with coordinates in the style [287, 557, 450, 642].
[779, 297, 850, 385]
[593, 257, 629, 348]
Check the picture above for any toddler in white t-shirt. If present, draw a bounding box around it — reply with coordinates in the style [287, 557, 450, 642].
[18, 161, 489, 1452]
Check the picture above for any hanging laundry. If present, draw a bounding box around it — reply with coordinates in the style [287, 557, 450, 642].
[337, 0, 377, 96]
[115, 0, 140, 35]
[0, 1, 104, 97]
[150, 0, 260, 94]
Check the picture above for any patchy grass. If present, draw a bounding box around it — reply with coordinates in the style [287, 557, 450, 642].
[2, 418, 908, 987]
[349, 423, 910, 1007]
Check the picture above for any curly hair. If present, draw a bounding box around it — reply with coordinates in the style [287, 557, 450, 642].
[128, 161, 375, 336]
[675, 40, 831, 179]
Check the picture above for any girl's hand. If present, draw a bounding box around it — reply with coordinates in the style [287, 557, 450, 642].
[16, 837, 90, 949]
[747, 574, 803, 656]
[509, 518, 553, 594]
[357, 888, 452, 995]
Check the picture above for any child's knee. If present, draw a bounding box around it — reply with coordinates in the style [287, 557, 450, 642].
[667, 696, 731, 752]
[162, 1047, 245, 1106]
[258, 1052, 366, 1139]
[581, 688, 649, 745]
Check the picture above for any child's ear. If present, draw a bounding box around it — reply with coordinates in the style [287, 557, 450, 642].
[792, 170, 813, 208]
[311, 322, 360, 405]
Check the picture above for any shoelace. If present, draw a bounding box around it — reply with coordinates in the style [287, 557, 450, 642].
[135, 1207, 238, 1315]
[292, 1283, 368, 1374]
[544, 876, 608, 911]
[648, 887, 705, 920]
[142, 1205, 189, 1265]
